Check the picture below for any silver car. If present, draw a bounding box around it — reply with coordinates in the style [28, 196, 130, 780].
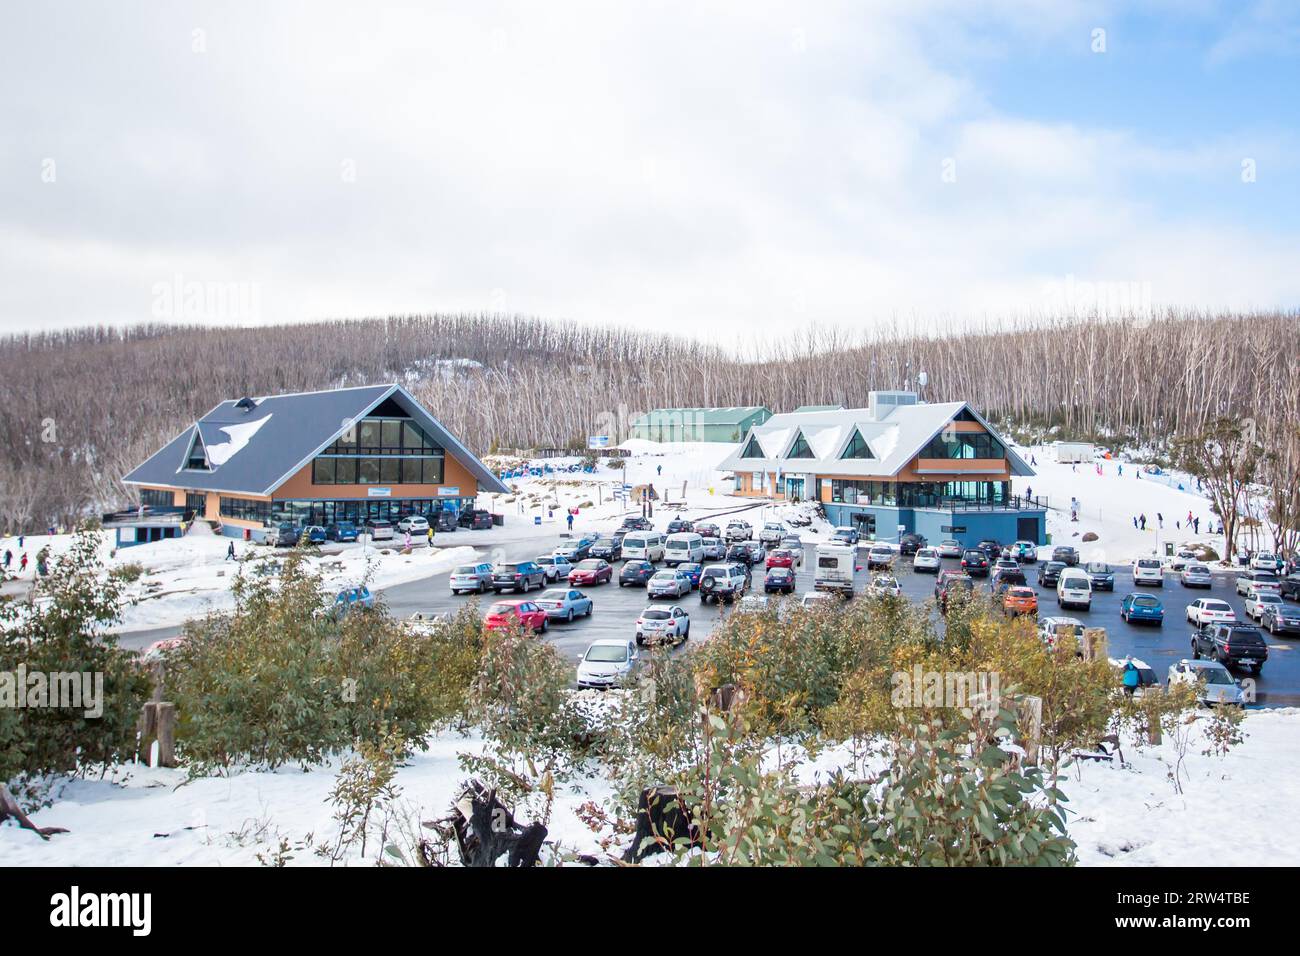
[636, 605, 690, 644]
[701, 536, 727, 560]
[1179, 564, 1213, 588]
[1168, 659, 1245, 706]
[449, 562, 495, 595]
[647, 569, 691, 599]
[534, 587, 594, 622]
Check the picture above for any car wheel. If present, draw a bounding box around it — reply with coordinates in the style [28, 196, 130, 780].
[566, 609, 574, 623]
[479, 581, 488, 593]
[1191, 644, 1200, 659]
[540, 618, 549, 633]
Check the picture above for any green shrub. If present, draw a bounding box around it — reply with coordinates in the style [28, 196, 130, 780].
[165, 551, 474, 773]
[0, 530, 151, 805]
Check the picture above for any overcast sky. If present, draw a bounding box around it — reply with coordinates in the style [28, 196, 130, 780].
[2, 1, 1298, 341]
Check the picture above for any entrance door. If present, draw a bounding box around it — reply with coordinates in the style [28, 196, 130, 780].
[1016, 516, 1038, 543]
[851, 512, 876, 538]
[784, 477, 805, 500]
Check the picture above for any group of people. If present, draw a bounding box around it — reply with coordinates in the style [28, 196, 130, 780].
[1130, 509, 1214, 535]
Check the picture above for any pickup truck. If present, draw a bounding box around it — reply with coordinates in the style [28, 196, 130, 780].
[1191, 622, 1269, 674]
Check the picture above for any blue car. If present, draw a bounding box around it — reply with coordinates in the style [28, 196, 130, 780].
[305, 525, 328, 544]
[1120, 592, 1164, 626]
[333, 585, 374, 617]
[328, 521, 359, 542]
[676, 562, 703, 589]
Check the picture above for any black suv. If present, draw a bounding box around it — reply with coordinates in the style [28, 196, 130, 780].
[665, 518, 695, 534]
[960, 549, 990, 577]
[1051, 546, 1080, 566]
[1038, 561, 1066, 587]
[1084, 561, 1114, 591]
[491, 561, 546, 593]
[1192, 623, 1269, 673]
[1280, 574, 1300, 601]
[620, 516, 653, 532]
[459, 509, 493, 530]
[975, 539, 1002, 559]
[899, 533, 927, 555]
[589, 537, 623, 561]
[726, 541, 766, 565]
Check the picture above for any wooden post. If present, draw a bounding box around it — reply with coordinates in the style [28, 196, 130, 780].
[156, 702, 177, 768]
[1081, 627, 1108, 662]
[1016, 695, 1043, 766]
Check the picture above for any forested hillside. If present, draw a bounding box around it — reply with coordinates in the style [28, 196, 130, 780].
[1, 311, 1295, 529]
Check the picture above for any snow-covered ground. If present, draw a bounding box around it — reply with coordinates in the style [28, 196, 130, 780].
[5, 705, 1296, 866]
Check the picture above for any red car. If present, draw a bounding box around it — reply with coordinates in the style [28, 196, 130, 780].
[568, 559, 613, 586]
[766, 548, 796, 570]
[483, 600, 549, 634]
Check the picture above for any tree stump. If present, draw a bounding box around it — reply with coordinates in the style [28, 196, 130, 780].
[622, 786, 699, 862]
[448, 780, 547, 867]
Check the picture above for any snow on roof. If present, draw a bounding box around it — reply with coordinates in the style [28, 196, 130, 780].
[716, 401, 1033, 479]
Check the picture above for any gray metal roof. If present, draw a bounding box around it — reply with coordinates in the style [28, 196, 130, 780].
[123, 383, 508, 497]
[632, 406, 771, 426]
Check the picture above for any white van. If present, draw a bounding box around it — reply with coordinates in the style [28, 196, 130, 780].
[622, 532, 666, 563]
[1056, 568, 1092, 610]
[663, 532, 704, 567]
[814, 543, 857, 595]
[1132, 557, 1164, 588]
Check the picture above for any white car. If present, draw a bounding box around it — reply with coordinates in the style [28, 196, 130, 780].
[1038, 616, 1084, 648]
[636, 605, 690, 644]
[535, 587, 594, 622]
[1251, 552, 1280, 572]
[1056, 569, 1092, 610]
[801, 591, 834, 608]
[736, 594, 770, 613]
[1179, 564, 1213, 588]
[912, 547, 941, 573]
[1167, 659, 1245, 707]
[724, 521, 753, 543]
[449, 562, 495, 595]
[866, 545, 895, 570]
[536, 554, 575, 582]
[1186, 598, 1237, 626]
[1132, 557, 1164, 587]
[1236, 569, 1280, 596]
[576, 639, 639, 689]
[758, 522, 788, 546]
[867, 574, 901, 598]
[647, 569, 692, 599]
[1244, 588, 1284, 622]
[397, 515, 429, 534]
[1165, 549, 1199, 572]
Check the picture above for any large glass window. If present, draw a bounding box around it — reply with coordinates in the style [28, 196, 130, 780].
[739, 435, 765, 459]
[219, 497, 272, 524]
[919, 430, 1004, 460]
[840, 429, 874, 459]
[317, 415, 446, 485]
[140, 489, 175, 510]
[787, 432, 815, 459]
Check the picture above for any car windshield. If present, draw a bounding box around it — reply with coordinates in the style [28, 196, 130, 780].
[1085, 563, 1108, 572]
[641, 609, 670, 620]
[1009, 588, 1035, 598]
[487, 604, 516, 615]
[1200, 668, 1234, 686]
[577, 560, 602, 569]
[769, 568, 791, 577]
[651, 571, 676, 580]
[1137, 559, 1160, 568]
[625, 562, 650, 571]
[1258, 593, 1281, 603]
[585, 645, 628, 663]
[1188, 566, 1209, 574]
[1253, 572, 1278, 582]
[497, 564, 520, 573]
[453, 566, 478, 574]
[1046, 562, 1065, 571]
[540, 590, 569, 601]
[1206, 601, 1231, 611]
[1134, 596, 1159, 607]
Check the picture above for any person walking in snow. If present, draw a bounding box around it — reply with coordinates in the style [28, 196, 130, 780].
[1133, 516, 1138, 529]
[2, 549, 9, 570]
[1194, 516, 1200, 534]
[1157, 513, 1163, 529]
[19, 553, 27, 573]
[1139, 514, 1146, 530]
[226, 541, 236, 560]
[1122, 660, 1140, 697]
[1187, 510, 1193, 526]
[427, 526, 434, 547]
[1118, 463, 1123, 476]
[657, 464, 662, 477]
[566, 512, 574, 531]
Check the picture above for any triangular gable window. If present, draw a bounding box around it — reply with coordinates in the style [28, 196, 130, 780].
[787, 431, 815, 459]
[840, 429, 874, 460]
[739, 435, 766, 459]
[953, 408, 978, 422]
[184, 429, 211, 471]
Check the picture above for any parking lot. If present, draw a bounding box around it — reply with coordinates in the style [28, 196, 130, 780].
[377, 535, 1300, 707]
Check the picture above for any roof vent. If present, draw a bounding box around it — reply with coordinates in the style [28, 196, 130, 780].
[234, 397, 257, 412]
[867, 390, 918, 420]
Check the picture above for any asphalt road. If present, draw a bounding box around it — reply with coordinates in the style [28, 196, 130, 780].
[115, 532, 1300, 707]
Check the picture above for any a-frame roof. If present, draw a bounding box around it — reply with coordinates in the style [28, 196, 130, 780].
[123, 383, 508, 496]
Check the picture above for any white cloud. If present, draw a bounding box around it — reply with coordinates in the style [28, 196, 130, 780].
[0, 0, 1294, 343]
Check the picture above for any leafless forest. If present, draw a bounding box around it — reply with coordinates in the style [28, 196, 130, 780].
[0, 310, 1296, 530]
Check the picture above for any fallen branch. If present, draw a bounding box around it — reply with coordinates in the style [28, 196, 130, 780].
[0, 784, 69, 840]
